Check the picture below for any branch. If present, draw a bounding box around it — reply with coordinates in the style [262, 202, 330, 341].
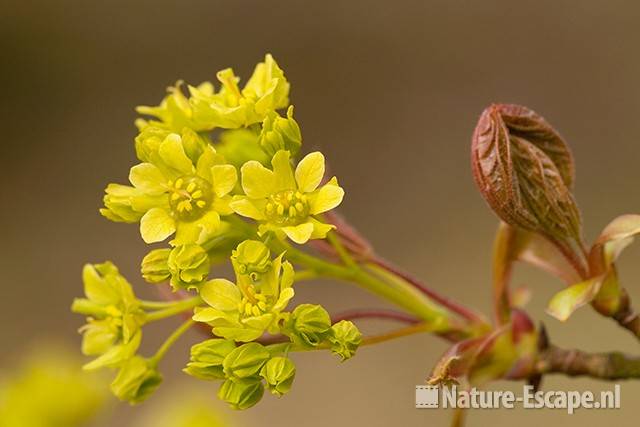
[538, 345, 640, 380]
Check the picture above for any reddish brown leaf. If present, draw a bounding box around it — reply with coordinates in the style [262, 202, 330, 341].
[471, 104, 582, 243]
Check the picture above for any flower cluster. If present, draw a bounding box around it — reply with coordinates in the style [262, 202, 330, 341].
[73, 55, 361, 409]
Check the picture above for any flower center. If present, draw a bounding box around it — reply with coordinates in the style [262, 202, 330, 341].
[168, 175, 213, 221]
[238, 284, 270, 317]
[264, 190, 310, 226]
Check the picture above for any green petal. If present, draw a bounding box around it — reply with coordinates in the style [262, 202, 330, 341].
[212, 164, 238, 197]
[282, 222, 314, 244]
[159, 134, 194, 175]
[241, 161, 276, 199]
[230, 197, 265, 220]
[295, 151, 324, 192]
[129, 163, 167, 194]
[310, 178, 344, 215]
[140, 208, 176, 243]
[271, 150, 296, 191]
[200, 279, 242, 311]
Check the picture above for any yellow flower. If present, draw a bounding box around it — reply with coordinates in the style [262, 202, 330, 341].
[189, 54, 290, 130]
[230, 150, 344, 244]
[100, 133, 237, 245]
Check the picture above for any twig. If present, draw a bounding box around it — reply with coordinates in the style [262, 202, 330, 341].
[538, 345, 640, 380]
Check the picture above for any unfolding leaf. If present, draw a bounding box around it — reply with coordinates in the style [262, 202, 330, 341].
[590, 214, 640, 271]
[584, 214, 640, 317]
[546, 276, 604, 321]
[471, 104, 581, 242]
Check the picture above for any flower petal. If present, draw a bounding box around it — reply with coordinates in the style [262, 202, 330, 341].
[230, 197, 266, 220]
[310, 218, 336, 239]
[271, 150, 296, 191]
[241, 161, 275, 199]
[282, 222, 314, 244]
[159, 134, 194, 175]
[295, 151, 325, 192]
[310, 178, 344, 214]
[173, 211, 221, 245]
[272, 287, 295, 313]
[192, 307, 226, 322]
[213, 326, 263, 342]
[211, 164, 238, 197]
[200, 278, 242, 311]
[195, 145, 221, 181]
[140, 208, 176, 243]
[129, 163, 167, 194]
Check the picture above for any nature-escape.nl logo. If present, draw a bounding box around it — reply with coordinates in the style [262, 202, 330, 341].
[415, 384, 621, 414]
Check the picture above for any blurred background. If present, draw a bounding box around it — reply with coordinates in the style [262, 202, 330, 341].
[2, 1, 640, 426]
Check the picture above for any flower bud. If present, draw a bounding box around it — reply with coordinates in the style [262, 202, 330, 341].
[328, 320, 362, 361]
[471, 104, 581, 242]
[285, 304, 331, 348]
[184, 339, 237, 380]
[260, 356, 296, 396]
[222, 343, 270, 382]
[167, 244, 210, 290]
[141, 249, 171, 283]
[110, 356, 162, 404]
[217, 379, 264, 410]
[259, 106, 302, 157]
[134, 125, 169, 162]
[231, 240, 271, 278]
[101, 184, 146, 223]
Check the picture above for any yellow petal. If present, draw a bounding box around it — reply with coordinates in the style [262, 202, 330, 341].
[240, 161, 275, 199]
[310, 218, 336, 239]
[282, 222, 314, 244]
[295, 151, 325, 193]
[129, 163, 166, 194]
[230, 197, 266, 220]
[173, 210, 221, 245]
[271, 150, 296, 191]
[140, 208, 175, 243]
[159, 134, 193, 175]
[310, 178, 344, 214]
[211, 164, 238, 197]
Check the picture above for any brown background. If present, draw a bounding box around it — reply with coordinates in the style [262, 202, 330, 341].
[2, 1, 640, 426]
